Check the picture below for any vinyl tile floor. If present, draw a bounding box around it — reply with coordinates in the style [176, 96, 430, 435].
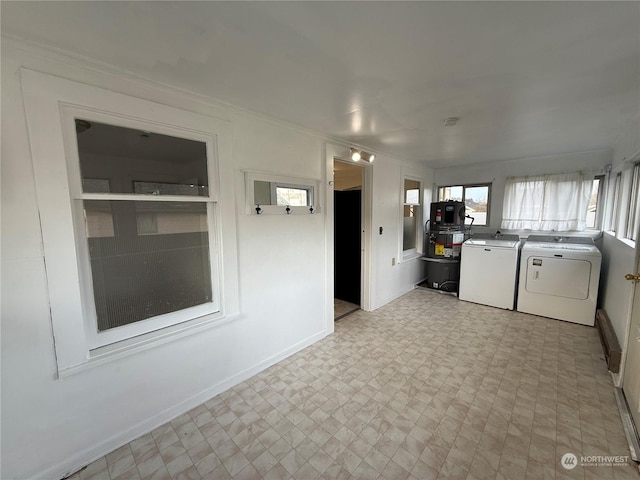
[68, 289, 639, 480]
[334, 299, 360, 321]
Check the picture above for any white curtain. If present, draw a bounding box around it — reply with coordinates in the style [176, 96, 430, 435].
[501, 172, 592, 231]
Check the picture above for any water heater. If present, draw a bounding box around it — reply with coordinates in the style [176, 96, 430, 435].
[421, 201, 469, 293]
[430, 201, 466, 227]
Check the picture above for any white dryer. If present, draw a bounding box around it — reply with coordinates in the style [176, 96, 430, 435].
[459, 234, 521, 310]
[517, 235, 601, 326]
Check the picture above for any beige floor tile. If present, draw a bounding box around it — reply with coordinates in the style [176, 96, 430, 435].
[67, 289, 638, 480]
[79, 458, 108, 480]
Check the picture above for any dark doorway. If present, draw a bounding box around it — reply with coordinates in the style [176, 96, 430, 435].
[334, 190, 361, 306]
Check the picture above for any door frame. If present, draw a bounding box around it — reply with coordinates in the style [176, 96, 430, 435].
[617, 246, 640, 462]
[324, 143, 373, 334]
[333, 160, 365, 306]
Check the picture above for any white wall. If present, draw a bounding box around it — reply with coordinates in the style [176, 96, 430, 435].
[611, 116, 640, 172]
[599, 115, 640, 385]
[371, 161, 432, 309]
[0, 42, 429, 480]
[434, 149, 611, 234]
[0, 49, 324, 480]
[600, 233, 635, 348]
[232, 113, 327, 354]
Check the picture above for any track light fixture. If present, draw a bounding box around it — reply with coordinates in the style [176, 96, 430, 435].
[350, 148, 375, 163]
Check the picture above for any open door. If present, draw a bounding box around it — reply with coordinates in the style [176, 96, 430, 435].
[623, 262, 640, 459]
[333, 160, 364, 318]
[334, 190, 361, 305]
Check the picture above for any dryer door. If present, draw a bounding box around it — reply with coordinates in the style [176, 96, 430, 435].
[524, 255, 591, 299]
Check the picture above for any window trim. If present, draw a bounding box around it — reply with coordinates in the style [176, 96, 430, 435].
[62, 107, 223, 349]
[21, 69, 239, 375]
[625, 163, 640, 241]
[244, 171, 321, 215]
[608, 172, 622, 233]
[401, 175, 422, 259]
[437, 183, 492, 226]
[586, 174, 605, 231]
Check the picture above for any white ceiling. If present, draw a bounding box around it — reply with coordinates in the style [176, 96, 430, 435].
[2, 1, 639, 168]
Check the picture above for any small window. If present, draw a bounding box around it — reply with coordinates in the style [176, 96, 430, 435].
[275, 185, 311, 206]
[625, 164, 640, 241]
[405, 187, 420, 205]
[610, 173, 622, 232]
[136, 213, 158, 235]
[403, 178, 421, 253]
[247, 174, 318, 214]
[585, 175, 604, 229]
[438, 184, 491, 226]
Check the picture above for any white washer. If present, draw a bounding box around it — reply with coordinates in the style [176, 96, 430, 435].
[517, 235, 601, 326]
[459, 234, 521, 310]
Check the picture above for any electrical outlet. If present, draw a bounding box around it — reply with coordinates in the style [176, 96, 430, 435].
[392, 257, 396, 266]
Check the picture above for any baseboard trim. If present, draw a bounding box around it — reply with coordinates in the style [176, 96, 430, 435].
[596, 309, 622, 373]
[38, 329, 328, 480]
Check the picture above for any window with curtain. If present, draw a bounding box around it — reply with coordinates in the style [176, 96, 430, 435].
[501, 172, 593, 231]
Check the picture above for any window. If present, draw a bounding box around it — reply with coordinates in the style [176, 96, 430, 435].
[21, 70, 238, 374]
[246, 174, 319, 215]
[274, 184, 311, 207]
[609, 172, 622, 232]
[438, 184, 490, 226]
[403, 178, 421, 253]
[625, 163, 640, 240]
[136, 213, 158, 235]
[585, 175, 604, 229]
[501, 172, 592, 231]
[74, 120, 217, 348]
[84, 201, 210, 330]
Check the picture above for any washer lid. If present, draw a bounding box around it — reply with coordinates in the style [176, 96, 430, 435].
[464, 233, 520, 248]
[464, 238, 520, 248]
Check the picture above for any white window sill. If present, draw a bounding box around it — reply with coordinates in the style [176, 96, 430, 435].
[620, 237, 637, 249]
[58, 312, 242, 379]
[603, 230, 636, 248]
[401, 251, 421, 262]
